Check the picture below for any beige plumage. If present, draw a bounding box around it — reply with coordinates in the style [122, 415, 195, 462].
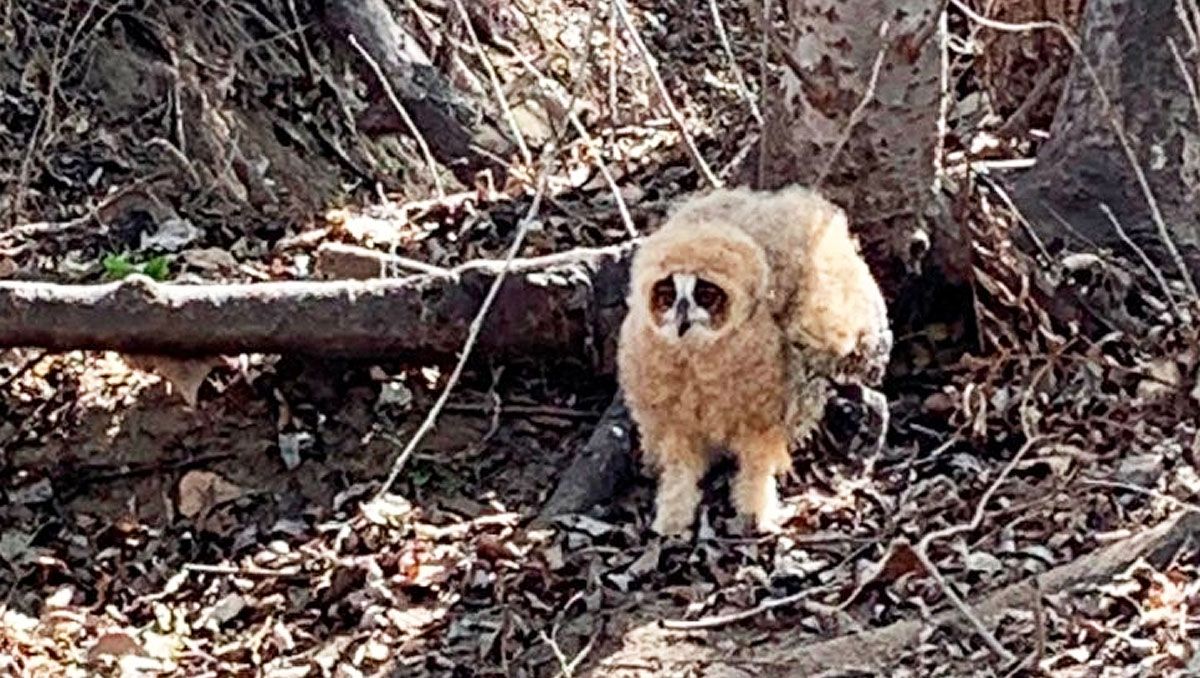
[617, 186, 891, 535]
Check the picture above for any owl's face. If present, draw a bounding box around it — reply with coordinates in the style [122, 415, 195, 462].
[647, 272, 730, 341]
[629, 211, 770, 346]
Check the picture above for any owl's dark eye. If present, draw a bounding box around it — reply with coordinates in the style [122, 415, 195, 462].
[651, 278, 676, 311]
[693, 279, 727, 312]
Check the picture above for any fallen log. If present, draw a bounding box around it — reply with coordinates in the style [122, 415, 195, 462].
[595, 510, 1200, 677]
[0, 241, 638, 517]
[0, 244, 633, 366]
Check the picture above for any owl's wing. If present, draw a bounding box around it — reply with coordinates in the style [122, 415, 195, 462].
[780, 207, 891, 387]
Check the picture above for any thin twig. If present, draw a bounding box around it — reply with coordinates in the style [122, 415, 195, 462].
[540, 618, 596, 678]
[0, 350, 48, 392]
[707, 0, 763, 125]
[917, 438, 1038, 548]
[1081, 478, 1200, 514]
[1099, 203, 1181, 317]
[909, 544, 1014, 663]
[936, 5, 950, 188]
[444, 402, 601, 420]
[347, 33, 446, 198]
[815, 22, 890, 189]
[664, 593, 862, 633]
[661, 589, 809, 630]
[949, 0, 1200, 302]
[372, 175, 550, 502]
[607, 1, 620, 127]
[1169, 37, 1200, 133]
[611, 0, 721, 188]
[756, 0, 772, 187]
[316, 242, 458, 279]
[504, 48, 637, 237]
[995, 62, 1063, 138]
[909, 438, 1041, 664]
[183, 562, 307, 579]
[455, 240, 636, 274]
[8, 0, 110, 226]
[976, 173, 1053, 265]
[1031, 577, 1047, 671]
[449, 0, 532, 166]
[719, 131, 761, 181]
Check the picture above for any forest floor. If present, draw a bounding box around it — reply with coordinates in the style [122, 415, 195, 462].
[4, 1, 1200, 677]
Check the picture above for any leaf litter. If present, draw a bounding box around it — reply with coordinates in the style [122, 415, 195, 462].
[3, 0, 1200, 677]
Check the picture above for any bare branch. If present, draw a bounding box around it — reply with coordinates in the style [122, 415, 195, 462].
[347, 33, 446, 197]
[504, 48, 638, 238]
[1099, 203, 1182, 316]
[449, 0, 532, 166]
[611, 0, 721, 188]
[0, 243, 633, 360]
[707, 0, 763, 126]
[372, 175, 551, 501]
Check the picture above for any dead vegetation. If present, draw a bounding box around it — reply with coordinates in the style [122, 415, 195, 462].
[4, 1, 1200, 677]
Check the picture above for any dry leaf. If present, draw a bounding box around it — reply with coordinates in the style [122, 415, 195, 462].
[140, 217, 202, 251]
[177, 470, 245, 519]
[88, 631, 145, 662]
[1137, 358, 1181, 401]
[182, 247, 239, 272]
[123, 354, 222, 407]
[361, 494, 413, 526]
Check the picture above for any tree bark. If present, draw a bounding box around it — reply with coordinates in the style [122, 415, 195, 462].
[320, 0, 512, 184]
[537, 391, 635, 524]
[760, 0, 968, 290]
[1011, 0, 1200, 279]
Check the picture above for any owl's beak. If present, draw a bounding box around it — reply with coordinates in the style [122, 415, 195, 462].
[675, 299, 692, 336]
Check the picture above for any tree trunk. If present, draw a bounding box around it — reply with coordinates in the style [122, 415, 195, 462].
[760, 0, 967, 291]
[1012, 0, 1200, 281]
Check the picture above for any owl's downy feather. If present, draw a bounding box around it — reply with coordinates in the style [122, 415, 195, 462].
[617, 186, 891, 534]
[659, 187, 892, 442]
[667, 187, 891, 374]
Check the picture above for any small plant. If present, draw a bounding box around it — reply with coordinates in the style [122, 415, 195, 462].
[102, 253, 171, 281]
[142, 255, 170, 281]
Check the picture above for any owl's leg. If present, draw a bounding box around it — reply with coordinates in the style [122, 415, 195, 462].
[647, 434, 707, 537]
[730, 427, 791, 533]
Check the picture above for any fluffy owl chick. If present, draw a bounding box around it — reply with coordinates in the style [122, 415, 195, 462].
[618, 186, 891, 536]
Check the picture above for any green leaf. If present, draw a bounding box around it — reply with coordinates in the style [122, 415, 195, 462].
[101, 253, 171, 281]
[142, 256, 170, 281]
[102, 253, 137, 280]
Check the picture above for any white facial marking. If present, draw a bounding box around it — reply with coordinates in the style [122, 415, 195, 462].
[658, 273, 713, 340]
